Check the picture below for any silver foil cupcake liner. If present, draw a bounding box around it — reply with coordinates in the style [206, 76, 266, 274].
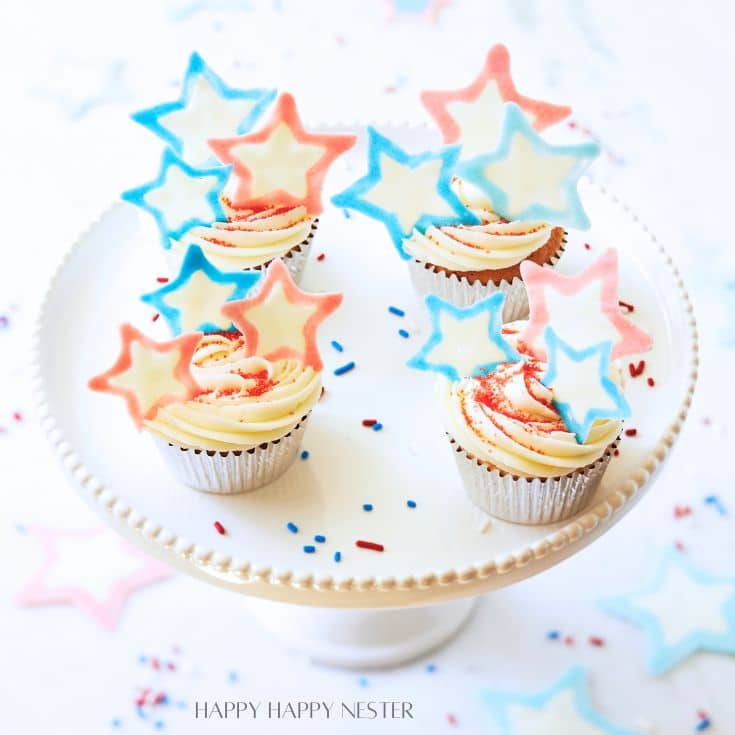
[450, 437, 616, 525]
[407, 260, 529, 322]
[152, 416, 309, 494]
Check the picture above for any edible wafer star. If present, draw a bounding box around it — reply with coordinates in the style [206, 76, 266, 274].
[332, 127, 480, 259]
[209, 92, 356, 215]
[121, 148, 230, 249]
[483, 666, 639, 735]
[456, 103, 598, 229]
[141, 245, 260, 335]
[541, 328, 630, 444]
[421, 44, 571, 158]
[520, 249, 653, 361]
[407, 292, 521, 382]
[221, 258, 342, 371]
[88, 324, 202, 428]
[131, 52, 276, 166]
[600, 548, 735, 675]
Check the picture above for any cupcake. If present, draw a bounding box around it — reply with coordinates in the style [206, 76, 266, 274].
[408, 250, 651, 524]
[89, 253, 341, 494]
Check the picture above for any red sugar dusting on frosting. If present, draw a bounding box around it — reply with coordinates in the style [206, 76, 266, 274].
[647, 377, 655, 387]
[624, 428, 638, 437]
[618, 300, 635, 313]
[235, 369, 274, 397]
[628, 360, 645, 378]
[213, 521, 226, 535]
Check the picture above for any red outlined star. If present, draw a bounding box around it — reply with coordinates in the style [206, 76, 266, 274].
[208, 93, 356, 215]
[520, 248, 653, 361]
[16, 527, 173, 631]
[420, 44, 571, 156]
[221, 258, 342, 371]
[88, 324, 202, 429]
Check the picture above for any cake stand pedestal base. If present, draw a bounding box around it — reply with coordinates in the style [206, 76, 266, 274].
[245, 597, 478, 669]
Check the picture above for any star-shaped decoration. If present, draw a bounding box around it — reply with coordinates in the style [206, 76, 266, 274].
[16, 527, 173, 631]
[131, 52, 276, 166]
[541, 327, 630, 444]
[407, 292, 521, 382]
[520, 249, 653, 361]
[88, 324, 202, 429]
[121, 148, 230, 249]
[332, 127, 480, 259]
[421, 44, 571, 158]
[386, 0, 450, 23]
[140, 245, 260, 335]
[600, 549, 735, 675]
[483, 666, 640, 734]
[209, 92, 356, 215]
[221, 258, 342, 371]
[456, 102, 599, 229]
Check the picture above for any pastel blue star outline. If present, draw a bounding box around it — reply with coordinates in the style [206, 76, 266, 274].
[140, 244, 260, 335]
[131, 52, 276, 165]
[541, 327, 630, 443]
[406, 292, 521, 382]
[483, 666, 639, 735]
[457, 102, 599, 229]
[121, 148, 230, 249]
[331, 127, 480, 259]
[600, 548, 735, 675]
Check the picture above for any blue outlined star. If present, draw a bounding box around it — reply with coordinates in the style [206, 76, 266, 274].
[131, 52, 276, 166]
[457, 102, 599, 229]
[407, 292, 521, 382]
[483, 666, 639, 734]
[140, 245, 260, 335]
[121, 149, 230, 249]
[541, 327, 629, 444]
[331, 127, 480, 259]
[600, 548, 735, 675]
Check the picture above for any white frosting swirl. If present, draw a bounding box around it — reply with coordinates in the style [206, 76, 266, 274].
[145, 333, 321, 451]
[403, 177, 554, 272]
[173, 204, 314, 270]
[441, 323, 621, 477]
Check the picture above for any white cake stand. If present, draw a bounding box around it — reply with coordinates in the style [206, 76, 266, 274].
[32, 128, 697, 668]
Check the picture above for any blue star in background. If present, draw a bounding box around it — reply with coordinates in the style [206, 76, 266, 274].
[457, 102, 599, 229]
[140, 245, 260, 335]
[121, 149, 230, 249]
[131, 52, 276, 165]
[484, 666, 638, 734]
[407, 292, 521, 382]
[600, 548, 735, 675]
[541, 327, 630, 443]
[332, 127, 480, 259]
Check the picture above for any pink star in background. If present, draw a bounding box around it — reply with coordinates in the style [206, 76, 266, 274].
[520, 249, 653, 360]
[16, 527, 174, 630]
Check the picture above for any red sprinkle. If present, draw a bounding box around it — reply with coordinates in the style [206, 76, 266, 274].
[613, 449, 620, 456]
[166, 662, 177, 671]
[674, 505, 692, 519]
[213, 521, 226, 535]
[151, 658, 160, 670]
[697, 710, 709, 720]
[154, 692, 167, 705]
[152, 312, 160, 322]
[362, 419, 378, 427]
[316, 253, 326, 261]
[564, 636, 575, 646]
[618, 300, 635, 313]
[702, 417, 711, 426]
[628, 360, 645, 378]
[156, 276, 169, 283]
[675, 540, 686, 551]
[647, 377, 655, 387]
[624, 428, 638, 437]
[12, 411, 22, 422]
[356, 540, 384, 552]
[447, 713, 458, 726]
[584, 242, 591, 250]
[320, 386, 326, 400]
[589, 636, 605, 647]
[567, 120, 577, 129]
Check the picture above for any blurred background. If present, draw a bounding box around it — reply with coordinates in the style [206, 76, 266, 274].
[1, 1, 734, 733]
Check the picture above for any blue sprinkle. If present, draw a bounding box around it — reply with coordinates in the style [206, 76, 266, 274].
[363, 503, 373, 512]
[546, 630, 561, 640]
[228, 670, 239, 683]
[358, 676, 369, 687]
[334, 551, 342, 562]
[696, 719, 711, 731]
[372, 422, 383, 431]
[314, 534, 326, 543]
[154, 721, 165, 730]
[14, 523, 27, 534]
[138, 654, 147, 664]
[388, 306, 405, 317]
[303, 545, 316, 554]
[343, 209, 351, 219]
[407, 500, 417, 508]
[425, 663, 437, 673]
[176, 701, 187, 710]
[331, 340, 344, 352]
[158, 694, 169, 705]
[111, 719, 122, 729]
[704, 494, 726, 515]
[286, 522, 298, 534]
[300, 450, 309, 460]
[398, 329, 409, 338]
[334, 361, 355, 376]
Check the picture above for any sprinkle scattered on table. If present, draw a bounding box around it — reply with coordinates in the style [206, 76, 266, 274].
[388, 305, 405, 317]
[286, 522, 298, 534]
[314, 534, 326, 543]
[362, 418, 377, 427]
[334, 551, 342, 563]
[362, 503, 373, 512]
[303, 545, 316, 554]
[547, 630, 561, 640]
[355, 539, 384, 552]
[618, 299, 635, 313]
[624, 428, 638, 437]
[300, 450, 309, 460]
[213, 521, 226, 536]
[398, 328, 409, 338]
[330, 340, 344, 352]
[704, 494, 726, 515]
[372, 422, 383, 431]
[406, 499, 417, 508]
[628, 360, 645, 378]
[316, 252, 326, 261]
[334, 361, 355, 376]
[588, 636, 605, 647]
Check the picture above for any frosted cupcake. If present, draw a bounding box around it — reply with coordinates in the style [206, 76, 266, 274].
[90, 251, 341, 494]
[408, 250, 652, 524]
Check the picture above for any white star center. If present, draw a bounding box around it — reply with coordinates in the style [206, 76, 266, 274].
[445, 82, 509, 158]
[145, 166, 219, 233]
[165, 271, 236, 332]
